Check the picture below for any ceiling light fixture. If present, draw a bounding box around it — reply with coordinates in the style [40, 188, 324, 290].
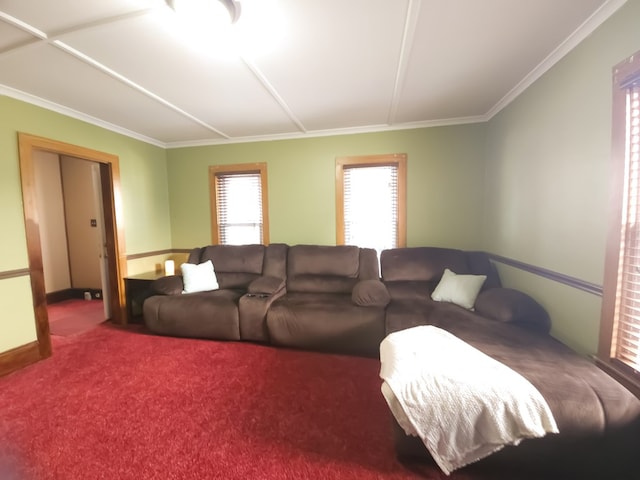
[166, 0, 241, 25]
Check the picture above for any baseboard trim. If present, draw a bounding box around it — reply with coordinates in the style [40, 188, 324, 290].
[0, 340, 42, 377]
[486, 253, 603, 296]
[46, 288, 76, 304]
[47, 288, 103, 303]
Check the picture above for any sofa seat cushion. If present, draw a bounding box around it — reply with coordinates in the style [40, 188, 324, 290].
[384, 299, 439, 335]
[266, 293, 385, 357]
[144, 289, 243, 340]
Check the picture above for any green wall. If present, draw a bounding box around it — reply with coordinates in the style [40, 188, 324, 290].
[483, 0, 640, 354]
[2, 0, 639, 358]
[0, 96, 171, 352]
[167, 124, 487, 249]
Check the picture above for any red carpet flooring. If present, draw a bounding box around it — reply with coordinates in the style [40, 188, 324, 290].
[0, 325, 546, 480]
[47, 299, 105, 336]
[1, 324, 433, 480]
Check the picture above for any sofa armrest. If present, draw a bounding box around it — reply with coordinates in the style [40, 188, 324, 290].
[352, 279, 391, 308]
[247, 275, 285, 296]
[239, 283, 286, 342]
[474, 287, 551, 334]
[151, 275, 184, 296]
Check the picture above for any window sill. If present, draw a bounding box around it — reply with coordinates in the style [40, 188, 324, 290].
[594, 357, 640, 399]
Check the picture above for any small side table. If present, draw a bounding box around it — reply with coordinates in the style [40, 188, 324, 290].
[124, 271, 168, 323]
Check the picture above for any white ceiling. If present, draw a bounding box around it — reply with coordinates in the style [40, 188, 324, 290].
[0, 0, 625, 147]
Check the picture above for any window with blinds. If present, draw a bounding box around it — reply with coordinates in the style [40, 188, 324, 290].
[336, 154, 406, 254]
[600, 51, 640, 392]
[613, 83, 640, 372]
[209, 163, 269, 245]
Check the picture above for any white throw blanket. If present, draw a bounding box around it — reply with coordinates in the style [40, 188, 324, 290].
[379, 326, 558, 475]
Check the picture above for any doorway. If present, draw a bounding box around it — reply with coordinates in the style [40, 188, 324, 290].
[18, 133, 127, 360]
[34, 153, 110, 336]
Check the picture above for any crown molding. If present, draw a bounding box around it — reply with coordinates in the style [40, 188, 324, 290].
[1, 85, 166, 148]
[1, 0, 626, 151]
[486, 0, 627, 120]
[164, 115, 489, 148]
[1, 81, 486, 149]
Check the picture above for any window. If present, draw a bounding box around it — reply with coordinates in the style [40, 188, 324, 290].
[599, 50, 640, 396]
[336, 154, 406, 254]
[209, 163, 269, 245]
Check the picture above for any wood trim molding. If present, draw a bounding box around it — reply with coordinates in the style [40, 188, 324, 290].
[126, 249, 175, 260]
[0, 268, 30, 280]
[208, 163, 270, 245]
[0, 341, 41, 377]
[335, 153, 407, 247]
[17, 132, 128, 372]
[597, 51, 640, 371]
[126, 248, 193, 260]
[486, 253, 603, 296]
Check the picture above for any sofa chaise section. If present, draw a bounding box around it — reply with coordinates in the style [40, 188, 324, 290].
[379, 246, 640, 477]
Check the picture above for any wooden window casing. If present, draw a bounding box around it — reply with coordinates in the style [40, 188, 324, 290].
[599, 50, 640, 397]
[336, 154, 407, 252]
[209, 163, 269, 245]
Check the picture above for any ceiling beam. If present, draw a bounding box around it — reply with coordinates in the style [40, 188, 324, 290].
[388, 0, 421, 126]
[241, 55, 307, 133]
[53, 40, 230, 138]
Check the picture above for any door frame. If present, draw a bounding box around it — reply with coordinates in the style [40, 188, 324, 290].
[18, 132, 128, 359]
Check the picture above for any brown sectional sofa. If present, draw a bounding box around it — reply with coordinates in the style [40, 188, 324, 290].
[380, 247, 640, 478]
[142, 243, 640, 478]
[144, 244, 389, 355]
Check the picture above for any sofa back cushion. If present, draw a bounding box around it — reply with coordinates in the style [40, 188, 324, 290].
[262, 243, 288, 279]
[191, 244, 265, 289]
[380, 247, 501, 301]
[287, 245, 362, 293]
[381, 247, 470, 282]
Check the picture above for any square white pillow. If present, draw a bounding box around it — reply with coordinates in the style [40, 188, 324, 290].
[181, 260, 219, 294]
[431, 268, 487, 310]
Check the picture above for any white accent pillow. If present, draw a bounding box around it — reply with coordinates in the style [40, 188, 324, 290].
[431, 268, 487, 310]
[181, 260, 219, 294]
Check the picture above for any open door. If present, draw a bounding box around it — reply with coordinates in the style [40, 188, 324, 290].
[91, 163, 111, 319]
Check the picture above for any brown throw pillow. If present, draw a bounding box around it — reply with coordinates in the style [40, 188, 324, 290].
[474, 287, 551, 334]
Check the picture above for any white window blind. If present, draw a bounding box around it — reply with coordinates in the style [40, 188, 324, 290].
[343, 164, 398, 255]
[215, 172, 263, 245]
[615, 83, 640, 372]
